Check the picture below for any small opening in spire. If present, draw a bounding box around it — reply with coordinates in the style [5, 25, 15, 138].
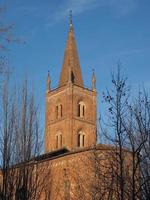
[71, 71, 75, 83]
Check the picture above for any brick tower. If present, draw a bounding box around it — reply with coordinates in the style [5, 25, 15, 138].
[45, 13, 97, 153]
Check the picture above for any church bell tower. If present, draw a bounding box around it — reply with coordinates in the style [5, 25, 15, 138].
[45, 12, 97, 153]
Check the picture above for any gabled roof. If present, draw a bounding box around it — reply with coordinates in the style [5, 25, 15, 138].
[35, 147, 69, 161]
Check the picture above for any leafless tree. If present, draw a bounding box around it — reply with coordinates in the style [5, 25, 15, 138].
[0, 4, 21, 51]
[12, 80, 43, 200]
[101, 66, 150, 199]
[0, 74, 17, 199]
[0, 77, 49, 200]
[102, 65, 130, 200]
[128, 90, 150, 199]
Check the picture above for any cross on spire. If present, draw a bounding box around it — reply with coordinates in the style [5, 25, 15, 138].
[47, 70, 51, 92]
[69, 10, 72, 25]
[69, 10, 73, 31]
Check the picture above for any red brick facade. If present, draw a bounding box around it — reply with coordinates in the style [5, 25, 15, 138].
[45, 18, 97, 153]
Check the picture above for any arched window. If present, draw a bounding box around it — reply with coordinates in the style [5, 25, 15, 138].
[56, 104, 63, 119]
[60, 134, 62, 147]
[78, 134, 81, 147]
[56, 132, 63, 149]
[77, 131, 85, 147]
[56, 135, 59, 148]
[56, 105, 59, 118]
[60, 104, 62, 117]
[83, 134, 85, 146]
[78, 101, 86, 118]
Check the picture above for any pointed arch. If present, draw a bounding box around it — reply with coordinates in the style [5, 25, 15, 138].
[77, 130, 85, 147]
[56, 131, 63, 149]
[77, 101, 86, 118]
[56, 103, 63, 119]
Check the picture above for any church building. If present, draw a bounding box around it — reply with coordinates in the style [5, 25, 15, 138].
[0, 12, 137, 200]
[39, 13, 134, 200]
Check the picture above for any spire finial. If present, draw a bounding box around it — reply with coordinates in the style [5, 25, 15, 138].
[69, 10, 73, 30]
[92, 68, 96, 91]
[69, 10, 72, 25]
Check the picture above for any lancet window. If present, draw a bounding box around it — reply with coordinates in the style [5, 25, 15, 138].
[77, 131, 85, 147]
[56, 132, 63, 149]
[56, 104, 63, 119]
[78, 101, 86, 118]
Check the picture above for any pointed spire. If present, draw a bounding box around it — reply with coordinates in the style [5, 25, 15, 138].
[92, 69, 96, 91]
[59, 11, 83, 87]
[47, 71, 51, 92]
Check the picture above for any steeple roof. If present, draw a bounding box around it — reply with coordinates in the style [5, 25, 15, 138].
[59, 12, 83, 87]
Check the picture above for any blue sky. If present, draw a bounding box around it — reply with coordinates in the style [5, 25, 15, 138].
[1, 0, 150, 123]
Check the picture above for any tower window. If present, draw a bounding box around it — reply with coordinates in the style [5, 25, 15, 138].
[78, 134, 81, 147]
[83, 135, 85, 146]
[56, 104, 63, 119]
[77, 131, 85, 147]
[56, 106, 59, 118]
[56, 132, 63, 149]
[83, 105, 85, 116]
[56, 135, 59, 148]
[78, 101, 86, 118]
[60, 104, 62, 117]
[78, 104, 80, 117]
[60, 134, 62, 147]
